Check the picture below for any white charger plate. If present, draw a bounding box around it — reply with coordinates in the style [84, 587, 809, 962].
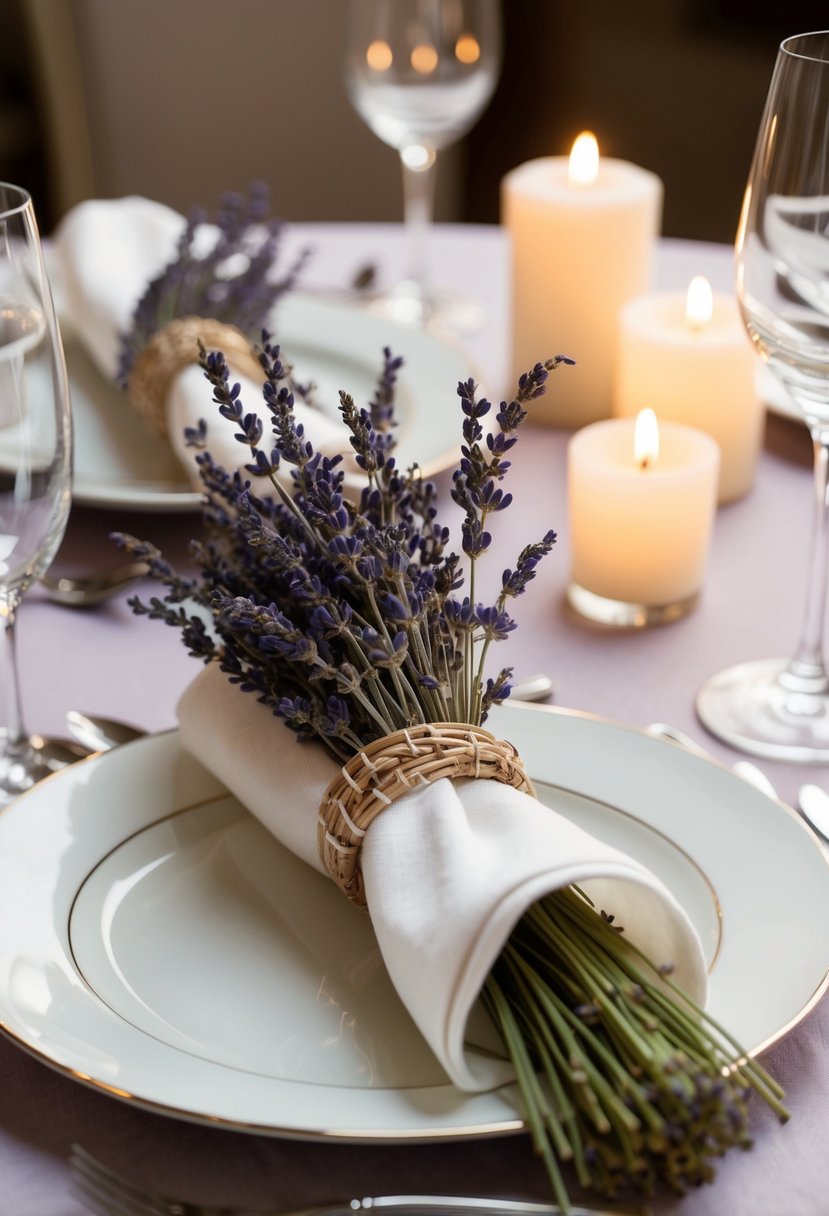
[0, 702, 827, 1140]
[57, 293, 469, 512]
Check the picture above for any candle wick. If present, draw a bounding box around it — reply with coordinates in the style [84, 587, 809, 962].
[639, 457, 650, 471]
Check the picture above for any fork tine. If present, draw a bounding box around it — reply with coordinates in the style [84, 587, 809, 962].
[69, 1143, 173, 1216]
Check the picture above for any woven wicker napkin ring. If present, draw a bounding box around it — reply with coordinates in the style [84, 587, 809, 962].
[127, 315, 264, 436]
[317, 721, 537, 907]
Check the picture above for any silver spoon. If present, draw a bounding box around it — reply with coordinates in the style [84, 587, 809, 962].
[731, 759, 779, 798]
[0, 730, 91, 802]
[39, 560, 149, 607]
[65, 711, 146, 753]
[797, 783, 829, 843]
[0, 730, 91, 768]
[510, 673, 555, 703]
[643, 721, 712, 758]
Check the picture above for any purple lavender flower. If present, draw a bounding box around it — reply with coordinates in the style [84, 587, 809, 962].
[118, 184, 309, 385]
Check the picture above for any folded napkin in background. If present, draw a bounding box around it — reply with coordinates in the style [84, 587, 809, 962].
[177, 664, 708, 1093]
[53, 197, 351, 487]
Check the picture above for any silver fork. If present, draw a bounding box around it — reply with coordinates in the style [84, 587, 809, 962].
[69, 1144, 650, 1216]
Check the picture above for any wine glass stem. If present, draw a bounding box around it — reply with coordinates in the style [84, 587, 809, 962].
[785, 425, 829, 694]
[1, 600, 30, 756]
[400, 150, 437, 295]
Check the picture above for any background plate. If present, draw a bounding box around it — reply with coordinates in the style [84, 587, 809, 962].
[57, 293, 470, 511]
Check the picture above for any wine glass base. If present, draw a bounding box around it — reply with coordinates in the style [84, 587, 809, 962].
[696, 657, 829, 762]
[0, 730, 89, 804]
[364, 280, 487, 335]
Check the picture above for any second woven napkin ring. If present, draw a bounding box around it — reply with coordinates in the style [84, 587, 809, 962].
[127, 316, 264, 436]
[318, 722, 536, 906]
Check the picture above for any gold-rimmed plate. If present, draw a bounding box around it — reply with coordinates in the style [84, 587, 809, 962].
[0, 704, 826, 1139]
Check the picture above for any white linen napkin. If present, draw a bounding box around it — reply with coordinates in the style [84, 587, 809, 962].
[177, 664, 708, 1093]
[53, 197, 349, 486]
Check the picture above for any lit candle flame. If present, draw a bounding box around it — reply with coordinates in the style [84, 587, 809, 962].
[568, 131, 599, 186]
[366, 39, 393, 71]
[455, 33, 480, 63]
[685, 276, 713, 331]
[411, 43, 438, 73]
[634, 408, 659, 470]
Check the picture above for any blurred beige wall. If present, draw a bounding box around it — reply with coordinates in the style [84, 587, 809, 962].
[24, 0, 462, 225]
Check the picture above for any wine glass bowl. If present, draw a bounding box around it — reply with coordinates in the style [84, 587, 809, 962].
[0, 182, 74, 799]
[344, 0, 501, 328]
[697, 31, 829, 760]
[346, 9, 499, 152]
[736, 34, 829, 422]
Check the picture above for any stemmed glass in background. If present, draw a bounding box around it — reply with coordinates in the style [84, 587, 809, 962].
[696, 31, 829, 760]
[344, 0, 501, 329]
[0, 183, 74, 799]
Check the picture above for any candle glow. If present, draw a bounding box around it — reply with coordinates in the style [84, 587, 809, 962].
[366, 39, 393, 71]
[455, 33, 480, 63]
[411, 43, 438, 73]
[634, 407, 659, 469]
[568, 131, 600, 186]
[685, 276, 714, 332]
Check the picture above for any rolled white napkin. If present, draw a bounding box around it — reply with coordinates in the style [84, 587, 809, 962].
[53, 197, 349, 486]
[177, 664, 708, 1093]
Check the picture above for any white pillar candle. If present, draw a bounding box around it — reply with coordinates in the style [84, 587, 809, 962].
[614, 277, 761, 503]
[567, 411, 720, 623]
[502, 133, 662, 429]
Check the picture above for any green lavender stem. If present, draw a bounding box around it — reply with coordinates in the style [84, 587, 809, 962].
[484, 885, 788, 1206]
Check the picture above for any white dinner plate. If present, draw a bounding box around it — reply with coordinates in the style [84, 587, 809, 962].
[0, 703, 827, 1140]
[56, 293, 470, 511]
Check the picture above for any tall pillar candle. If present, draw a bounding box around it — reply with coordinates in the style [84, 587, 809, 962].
[614, 277, 761, 503]
[567, 410, 720, 627]
[502, 133, 662, 429]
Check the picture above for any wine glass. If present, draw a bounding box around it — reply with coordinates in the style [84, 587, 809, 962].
[0, 183, 74, 800]
[344, 0, 501, 330]
[696, 31, 829, 761]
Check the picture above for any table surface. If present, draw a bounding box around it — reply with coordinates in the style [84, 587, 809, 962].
[5, 222, 828, 1216]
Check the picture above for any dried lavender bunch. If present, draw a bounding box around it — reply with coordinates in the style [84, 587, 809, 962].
[115, 342, 786, 1212]
[117, 336, 567, 753]
[117, 183, 309, 385]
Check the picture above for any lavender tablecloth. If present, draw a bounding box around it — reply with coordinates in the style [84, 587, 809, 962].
[4, 223, 828, 1216]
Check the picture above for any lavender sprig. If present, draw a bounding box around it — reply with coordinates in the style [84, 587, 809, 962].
[117, 183, 309, 385]
[450, 357, 571, 720]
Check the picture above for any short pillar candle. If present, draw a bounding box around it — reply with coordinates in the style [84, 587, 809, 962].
[567, 411, 720, 627]
[502, 133, 662, 429]
[614, 277, 761, 504]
